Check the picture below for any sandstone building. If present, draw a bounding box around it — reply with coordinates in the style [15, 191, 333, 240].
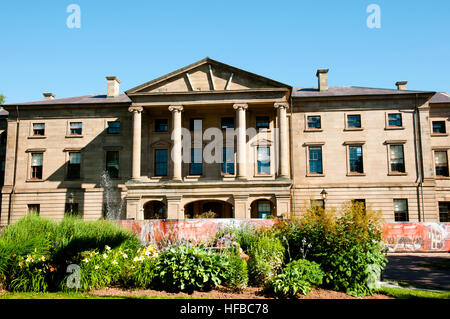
[1, 58, 449, 225]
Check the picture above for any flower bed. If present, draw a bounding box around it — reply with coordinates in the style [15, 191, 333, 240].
[0, 201, 388, 298]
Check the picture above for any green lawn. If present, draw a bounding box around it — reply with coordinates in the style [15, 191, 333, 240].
[376, 286, 450, 299]
[0, 291, 196, 299]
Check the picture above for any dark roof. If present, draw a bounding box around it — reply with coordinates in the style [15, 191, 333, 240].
[429, 92, 450, 104]
[292, 86, 433, 98]
[5, 93, 131, 106]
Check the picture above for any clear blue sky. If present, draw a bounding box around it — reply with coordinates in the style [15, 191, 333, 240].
[1, 0, 449, 103]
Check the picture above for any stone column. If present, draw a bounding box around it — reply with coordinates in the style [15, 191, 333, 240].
[166, 195, 183, 219]
[275, 102, 289, 179]
[169, 105, 184, 181]
[233, 195, 250, 219]
[129, 106, 143, 180]
[233, 103, 248, 179]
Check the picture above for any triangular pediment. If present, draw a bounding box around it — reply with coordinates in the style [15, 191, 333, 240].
[126, 57, 291, 94]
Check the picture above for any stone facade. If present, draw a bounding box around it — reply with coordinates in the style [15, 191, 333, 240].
[0, 58, 449, 225]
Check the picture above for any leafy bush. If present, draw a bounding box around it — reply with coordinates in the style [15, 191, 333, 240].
[275, 201, 387, 296]
[152, 245, 228, 293]
[0, 215, 140, 292]
[265, 259, 324, 297]
[217, 225, 285, 287]
[222, 247, 248, 291]
[246, 233, 285, 286]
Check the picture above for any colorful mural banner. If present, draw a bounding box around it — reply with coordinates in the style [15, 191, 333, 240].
[382, 223, 450, 252]
[117, 220, 450, 252]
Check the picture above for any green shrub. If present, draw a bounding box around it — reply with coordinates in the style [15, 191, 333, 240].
[246, 234, 285, 286]
[265, 259, 324, 297]
[153, 245, 228, 293]
[275, 201, 387, 296]
[222, 247, 248, 291]
[0, 215, 140, 292]
[217, 225, 285, 287]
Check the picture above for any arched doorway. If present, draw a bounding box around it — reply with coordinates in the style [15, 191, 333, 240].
[184, 200, 233, 219]
[250, 199, 275, 219]
[143, 200, 167, 219]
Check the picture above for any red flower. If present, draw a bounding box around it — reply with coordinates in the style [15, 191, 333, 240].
[12, 254, 16, 258]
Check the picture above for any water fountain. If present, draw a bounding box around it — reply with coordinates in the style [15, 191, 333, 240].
[100, 170, 124, 220]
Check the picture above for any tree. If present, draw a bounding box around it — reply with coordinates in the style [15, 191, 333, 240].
[0, 94, 4, 105]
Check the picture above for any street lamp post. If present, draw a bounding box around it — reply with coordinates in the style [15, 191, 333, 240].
[68, 192, 75, 216]
[320, 188, 328, 210]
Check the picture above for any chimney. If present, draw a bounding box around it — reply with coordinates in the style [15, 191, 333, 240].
[395, 81, 408, 91]
[106, 76, 120, 98]
[43, 93, 55, 100]
[316, 69, 329, 92]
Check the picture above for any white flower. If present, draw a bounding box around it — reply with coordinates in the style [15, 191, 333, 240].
[122, 253, 128, 259]
[112, 260, 118, 265]
[105, 245, 111, 251]
[83, 258, 89, 263]
[103, 253, 108, 259]
[94, 265, 99, 270]
[40, 256, 46, 262]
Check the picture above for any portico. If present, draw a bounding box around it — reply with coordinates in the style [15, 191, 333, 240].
[123, 57, 293, 219]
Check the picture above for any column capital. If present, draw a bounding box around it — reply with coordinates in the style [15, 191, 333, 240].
[233, 103, 248, 111]
[168, 105, 184, 113]
[128, 105, 143, 113]
[274, 102, 289, 110]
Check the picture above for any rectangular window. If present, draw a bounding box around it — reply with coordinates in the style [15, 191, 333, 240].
[439, 202, 450, 223]
[70, 122, 82, 135]
[307, 116, 321, 129]
[105, 151, 119, 178]
[309, 146, 323, 174]
[257, 147, 270, 175]
[310, 199, 325, 211]
[222, 147, 235, 175]
[65, 203, 79, 216]
[256, 117, 270, 130]
[394, 199, 409, 222]
[190, 148, 202, 175]
[349, 146, 363, 173]
[390, 145, 405, 173]
[28, 204, 40, 216]
[435, 151, 449, 177]
[155, 119, 168, 132]
[221, 117, 234, 130]
[352, 199, 366, 212]
[347, 115, 361, 128]
[33, 123, 45, 136]
[190, 119, 202, 131]
[107, 121, 120, 134]
[31, 153, 43, 179]
[432, 121, 446, 134]
[155, 149, 168, 176]
[67, 152, 81, 179]
[388, 114, 402, 127]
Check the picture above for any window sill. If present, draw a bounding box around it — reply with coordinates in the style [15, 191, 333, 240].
[106, 133, 122, 136]
[346, 173, 366, 176]
[431, 133, 448, 137]
[385, 127, 405, 130]
[66, 135, 84, 138]
[254, 174, 274, 178]
[388, 172, 408, 176]
[185, 175, 202, 181]
[304, 129, 323, 132]
[28, 136, 47, 139]
[26, 179, 45, 182]
[306, 173, 325, 177]
[344, 128, 363, 131]
[436, 176, 450, 180]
